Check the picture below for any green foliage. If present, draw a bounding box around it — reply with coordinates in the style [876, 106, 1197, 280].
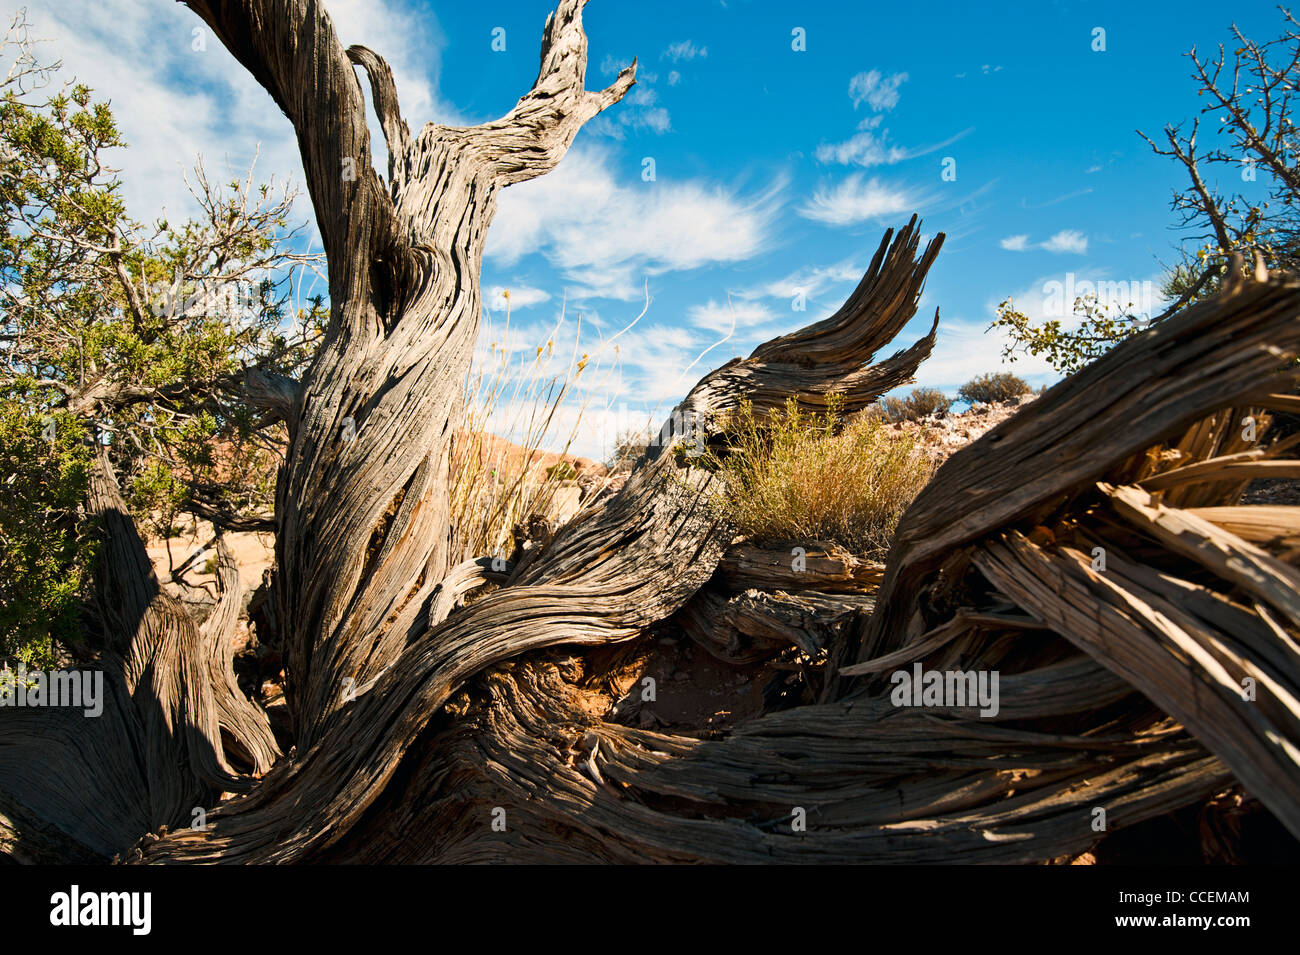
[545, 460, 578, 481]
[702, 395, 934, 559]
[996, 12, 1300, 376]
[957, 372, 1031, 405]
[880, 387, 951, 422]
[0, 31, 324, 664]
[990, 295, 1154, 376]
[1162, 260, 1218, 304]
[0, 387, 94, 668]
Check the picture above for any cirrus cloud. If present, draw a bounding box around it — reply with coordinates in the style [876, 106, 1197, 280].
[848, 69, 908, 112]
[488, 147, 783, 300]
[797, 174, 920, 226]
[1000, 230, 1089, 254]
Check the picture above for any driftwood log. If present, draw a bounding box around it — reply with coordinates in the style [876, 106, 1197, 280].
[1, 0, 1298, 864]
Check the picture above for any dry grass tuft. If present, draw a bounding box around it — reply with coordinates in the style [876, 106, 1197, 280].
[705, 395, 935, 559]
[450, 293, 643, 563]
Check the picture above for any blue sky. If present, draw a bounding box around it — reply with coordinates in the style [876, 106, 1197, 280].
[25, 0, 1287, 457]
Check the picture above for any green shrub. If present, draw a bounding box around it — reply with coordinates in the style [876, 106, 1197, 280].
[703, 396, 934, 559]
[545, 461, 578, 481]
[0, 395, 95, 669]
[879, 387, 951, 422]
[957, 372, 1031, 406]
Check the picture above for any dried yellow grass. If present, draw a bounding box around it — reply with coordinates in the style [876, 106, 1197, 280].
[707, 394, 935, 559]
[449, 292, 638, 563]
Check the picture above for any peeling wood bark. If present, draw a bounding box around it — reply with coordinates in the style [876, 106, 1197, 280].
[0, 450, 270, 857]
[715, 541, 885, 594]
[676, 586, 874, 664]
[121, 210, 943, 864]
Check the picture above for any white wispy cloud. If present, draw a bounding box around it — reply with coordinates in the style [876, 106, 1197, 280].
[29, 0, 455, 226]
[1041, 230, 1088, 254]
[745, 261, 862, 303]
[818, 64, 968, 169]
[798, 175, 919, 226]
[999, 231, 1089, 254]
[558, 321, 720, 420]
[817, 123, 974, 170]
[487, 286, 551, 311]
[848, 69, 908, 111]
[488, 146, 782, 300]
[688, 298, 777, 334]
[662, 40, 707, 62]
[586, 85, 670, 138]
[815, 116, 908, 167]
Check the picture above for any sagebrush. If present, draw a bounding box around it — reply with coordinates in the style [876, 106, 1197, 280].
[958, 372, 1031, 405]
[880, 387, 950, 422]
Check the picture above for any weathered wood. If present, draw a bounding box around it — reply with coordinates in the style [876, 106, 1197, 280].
[426, 556, 510, 628]
[125, 216, 941, 863]
[676, 586, 873, 664]
[1142, 454, 1300, 490]
[974, 529, 1300, 837]
[837, 608, 1048, 677]
[715, 541, 885, 594]
[201, 538, 281, 774]
[179, 0, 639, 753]
[0, 791, 106, 865]
[0, 450, 271, 857]
[323, 657, 1219, 863]
[1261, 393, 1300, 414]
[824, 265, 1300, 847]
[1105, 482, 1300, 629]
[1186, 505, 1300, 548]
[858, 269, 1300, 669]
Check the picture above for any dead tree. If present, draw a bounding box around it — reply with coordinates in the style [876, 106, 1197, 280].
[1, 0, 1299, 864]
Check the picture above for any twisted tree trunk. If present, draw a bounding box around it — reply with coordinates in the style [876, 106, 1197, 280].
[2, 0, 1299, 865]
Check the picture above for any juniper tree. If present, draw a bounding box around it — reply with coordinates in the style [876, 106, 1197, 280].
[0, 11, 323, 666]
